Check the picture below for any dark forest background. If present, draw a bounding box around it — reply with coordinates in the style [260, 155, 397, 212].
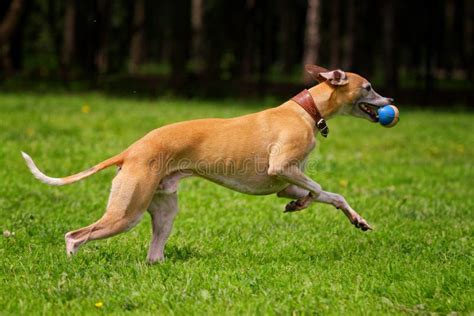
[0, 0, 472, 105]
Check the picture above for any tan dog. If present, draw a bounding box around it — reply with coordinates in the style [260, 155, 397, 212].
[22, 65, 394, 263]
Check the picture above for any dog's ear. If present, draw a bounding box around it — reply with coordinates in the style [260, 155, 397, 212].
[319, 69, 349, 86]
[305, 64, 349, 86]
[305, 64, 330, 82]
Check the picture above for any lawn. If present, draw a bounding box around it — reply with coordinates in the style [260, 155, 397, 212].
[0, 93, 472, 315]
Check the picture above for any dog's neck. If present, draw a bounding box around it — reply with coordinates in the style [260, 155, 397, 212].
[307, 84, 338, 119]
[282, 83, 340, 132]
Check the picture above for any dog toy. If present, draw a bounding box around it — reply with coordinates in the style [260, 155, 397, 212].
[378, 105, 399, 127]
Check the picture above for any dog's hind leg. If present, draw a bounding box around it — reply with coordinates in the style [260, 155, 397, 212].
[146, 192, 179, 264]
[145, 171, 191, 263]
[64, 164, 160, 256]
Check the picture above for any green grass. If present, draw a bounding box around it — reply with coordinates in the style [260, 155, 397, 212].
[0, 93, 473, 315]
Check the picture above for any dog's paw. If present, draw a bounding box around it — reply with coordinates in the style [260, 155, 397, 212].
[284, 200, 304, 212]
[147, 255, 165, 265]
[65, 232, 82, 257]
[353, 216, 372, 231]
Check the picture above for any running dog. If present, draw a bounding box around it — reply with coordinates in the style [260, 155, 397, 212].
[22, 65, 393, 263]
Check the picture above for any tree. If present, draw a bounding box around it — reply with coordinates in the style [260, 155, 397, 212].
[242, 0, 256, 80]
[302, 0, 321, 83]
[278, 0, 296, 74]
[383, 0, 398, 92]
[342, 0, 355, 70]
[329, 0, 340, 69]
[191, 0, 204, 75]
[258, 0, 274, 86]
[0, 0, 25, 72]
[424, 2, 435, 92]
[466, 0, 473, 80]
[46, 0, 63, 65]
[129, 0, 145, 74]
[60, 0, 76, 78]
[444, 0, 455, 78]
[0, 0, 24, 47]
[168, 0, 190, 83]
[95, 0, 111, 74]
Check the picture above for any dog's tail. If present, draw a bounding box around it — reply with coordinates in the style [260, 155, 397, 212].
[21, 151, 125, 186]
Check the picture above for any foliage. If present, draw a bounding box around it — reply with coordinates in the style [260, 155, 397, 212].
[0, 0, 472, 92]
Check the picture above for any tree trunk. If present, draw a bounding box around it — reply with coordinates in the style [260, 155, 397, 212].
[242, 0, 256, 80]
[329, 0, 340, 69]
[191, 0, 204, 75]
[424, 3, 435, 92]
[61, 0, 76, 78]
[383, 0, 398, 92]
[466, 0, 474, 80]
[129, 0, 145, 74]
[8, 1, 27, 71]
[47, 0, 62, 64]
[169, 0, 190, 83]
[258, 0, 272, 87]
[444, 0, 455, 78]
[95, 0, 111, 74]
[0, 0, 24, 47]
[279, 0, 295, 73]
[0, 0, 24, 73]
[302, 0, 321, 83]
[342, 0, 355, 70]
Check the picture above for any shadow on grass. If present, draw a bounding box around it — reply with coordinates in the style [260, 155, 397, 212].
[164, 244, 208, 262]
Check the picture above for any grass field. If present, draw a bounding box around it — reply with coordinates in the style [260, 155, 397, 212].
[0, 93, 473, 315]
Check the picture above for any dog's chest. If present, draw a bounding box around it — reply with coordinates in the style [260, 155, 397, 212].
[201, 173, 288, 195]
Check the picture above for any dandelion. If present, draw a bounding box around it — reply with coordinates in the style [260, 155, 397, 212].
[339, 179, 348, 188]
[95, 301, 104, 308]
[26, 128, 34, 137]
[3, 230, 14, 238]
[199, 289, 210, 300]
[82, 104, 91, 114]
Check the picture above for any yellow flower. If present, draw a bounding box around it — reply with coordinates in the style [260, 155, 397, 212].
[456, 145, 464, 154]
[95, 301, 103, 308]
[82, 104, 91, 114]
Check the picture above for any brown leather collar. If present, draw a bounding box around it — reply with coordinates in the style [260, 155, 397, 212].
[291, 89, 329, 137]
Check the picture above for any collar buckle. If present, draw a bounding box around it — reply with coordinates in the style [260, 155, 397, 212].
[316, 119, 329, 137]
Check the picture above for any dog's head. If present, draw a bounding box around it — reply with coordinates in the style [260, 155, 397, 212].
[305, 64, 394, 122]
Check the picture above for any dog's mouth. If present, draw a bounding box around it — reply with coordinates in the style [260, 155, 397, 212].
[358, 103, 379, 122]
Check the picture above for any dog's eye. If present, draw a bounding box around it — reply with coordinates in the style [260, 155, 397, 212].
[365, 84, 372, 92]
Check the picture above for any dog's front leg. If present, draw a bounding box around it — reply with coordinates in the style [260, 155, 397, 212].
[272, 167, 372, 231]
[313, 191, 372, 231]
[268, 164, 322, 211]
[277, 185, 308, 199]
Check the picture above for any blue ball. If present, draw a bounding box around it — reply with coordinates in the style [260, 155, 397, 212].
[378, 105, 399, 127]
